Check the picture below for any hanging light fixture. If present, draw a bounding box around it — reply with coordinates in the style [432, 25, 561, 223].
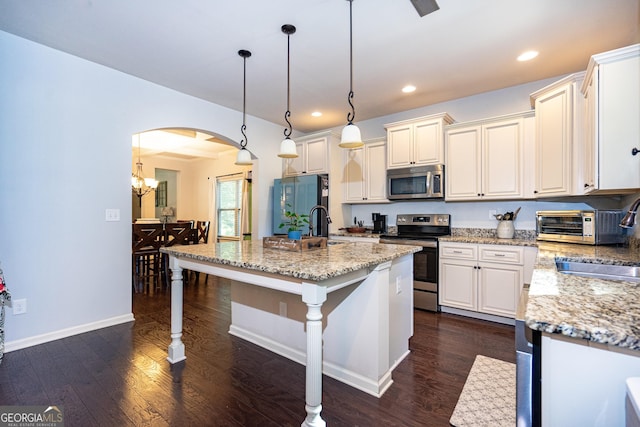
[235, 49, 253, 165]
[339, 0, 364, 148]
[278, 24, 298, 158]
[131, 134, 159, 205]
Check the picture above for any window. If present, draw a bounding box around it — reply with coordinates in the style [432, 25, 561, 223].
[217, 175, 243, 240]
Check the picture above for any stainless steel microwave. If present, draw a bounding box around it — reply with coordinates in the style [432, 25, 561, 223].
[387, 164, 444, 200]
[536, 210, 626, 245]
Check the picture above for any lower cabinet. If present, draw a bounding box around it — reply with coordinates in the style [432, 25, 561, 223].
[439, 242, 525, 319]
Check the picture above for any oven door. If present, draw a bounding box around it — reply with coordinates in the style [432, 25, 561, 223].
[413, 245, 439, 311]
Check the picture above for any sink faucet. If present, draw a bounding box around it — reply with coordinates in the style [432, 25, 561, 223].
[308, 205, 332, 237]
[620, 197, 640, 228]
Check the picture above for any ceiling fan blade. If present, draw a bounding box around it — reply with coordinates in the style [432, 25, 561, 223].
[410, 0, 439, 17]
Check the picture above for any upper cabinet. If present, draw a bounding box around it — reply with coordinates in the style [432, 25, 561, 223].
[530, 72, 585, 197]
[385, 113, 454, 169]
[445, 112, 533, 201]
[581, 44, 640, 194]
[283, 132, 334, 176]
[343, 138, 389, 203]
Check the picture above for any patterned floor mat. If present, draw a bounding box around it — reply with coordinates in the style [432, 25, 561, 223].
[449, 354, 516, 427]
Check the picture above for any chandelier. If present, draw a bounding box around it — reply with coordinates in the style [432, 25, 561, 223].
[131, 134, 158, 203]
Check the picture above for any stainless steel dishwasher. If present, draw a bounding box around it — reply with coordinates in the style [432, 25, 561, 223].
[516, 285, 533, 427]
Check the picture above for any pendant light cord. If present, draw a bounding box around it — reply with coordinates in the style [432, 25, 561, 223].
[238, 50, 251, 149]
[282, 25, 296, 139]
[346, 0, 356, 125]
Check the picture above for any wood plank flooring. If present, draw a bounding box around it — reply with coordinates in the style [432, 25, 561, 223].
[0, 275, 515, 426]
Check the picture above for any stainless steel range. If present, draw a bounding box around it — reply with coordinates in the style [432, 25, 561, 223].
[379, 214, 451, 311]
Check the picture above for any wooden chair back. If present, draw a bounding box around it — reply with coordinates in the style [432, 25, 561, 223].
[196, 220, 211, 244]
[132, 223, 165, 253]
[164, 222, 195, 247]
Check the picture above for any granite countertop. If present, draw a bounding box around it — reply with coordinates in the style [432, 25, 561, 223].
[438, 235, 538, 247]
[161, 240, 421, 282]
[526, 241, 640, 351]
[330, 230, 381, 238]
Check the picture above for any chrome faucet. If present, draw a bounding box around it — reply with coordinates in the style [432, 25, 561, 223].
[308, 205, 332, 236]
[620, 197, 640, 228]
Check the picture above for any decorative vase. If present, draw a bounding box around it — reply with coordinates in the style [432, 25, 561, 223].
[288, 230, 302, 240]
[496, 221, 515, 239]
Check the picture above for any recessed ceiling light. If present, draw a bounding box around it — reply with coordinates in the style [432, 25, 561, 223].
[517, 50, 539, 62]
[311, 111, 322, 117]
[402, 85, 416, 93]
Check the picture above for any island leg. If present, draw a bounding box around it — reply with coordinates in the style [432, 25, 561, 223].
[301, 283, 327, 427]
[167, 256, 186, 363]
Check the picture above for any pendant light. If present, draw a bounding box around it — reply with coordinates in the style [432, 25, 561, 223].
[278, 24, 298, 158]
[131, 134, 159, 206]
[339, 0, 364, 148]
[235, 49, 253, 165]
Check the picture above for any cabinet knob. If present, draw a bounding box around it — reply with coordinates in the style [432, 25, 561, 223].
[632, 148, 639, 156]
[533, 190, 538, 194]
[584, 183, 589, 188]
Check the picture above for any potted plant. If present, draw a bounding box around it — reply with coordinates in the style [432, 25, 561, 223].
[278, 205, 309, 240]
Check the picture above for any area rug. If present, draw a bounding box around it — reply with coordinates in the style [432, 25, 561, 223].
[449, 355, 516, 427]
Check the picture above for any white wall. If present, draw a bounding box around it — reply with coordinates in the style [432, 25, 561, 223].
[0, 31, 283, 348]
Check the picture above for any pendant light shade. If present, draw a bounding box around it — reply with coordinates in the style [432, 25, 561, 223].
[131, 134, 159, 206]
[235, 49, 253, 166]
[339, 0, 364, 149]
[278, 24, 299, 159]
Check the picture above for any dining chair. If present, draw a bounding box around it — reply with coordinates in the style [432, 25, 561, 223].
[162, 222, 196, 285]
[131, 223, 165, 293]
[191, 220, 211, 284]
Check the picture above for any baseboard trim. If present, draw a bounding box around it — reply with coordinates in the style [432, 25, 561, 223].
[229, 324, 393, 398]
[440, 306, 515, 326]
[4, 313, 135, 353]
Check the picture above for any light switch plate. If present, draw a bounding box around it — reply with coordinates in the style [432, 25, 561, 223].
[105, 208, 120, 222]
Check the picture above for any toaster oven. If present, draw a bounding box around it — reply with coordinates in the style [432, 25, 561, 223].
[536, 210, 626, 245]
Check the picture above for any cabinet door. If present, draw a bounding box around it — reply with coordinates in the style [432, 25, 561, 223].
[439, 259, 477, 311]
[305, 137, 328, 175]
[414, 119, 443, 165]
[343, 147, 366, 202]
[598, 56, 640, 190]
[283, 141, 306, 176]
[478, 263, 522, 318]
[582, 67, 598, 192]
[445, 126, 482, 200]
[387, 125, 413, 168]
[482, 118, 523, 199]
[365, 141, 388, 201]
[534, 83, 573, 196]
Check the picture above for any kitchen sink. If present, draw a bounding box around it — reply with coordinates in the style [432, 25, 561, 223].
[555, 259, 640, 283]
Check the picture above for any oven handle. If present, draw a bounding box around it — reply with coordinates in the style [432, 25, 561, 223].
[379, 239, 437, 248]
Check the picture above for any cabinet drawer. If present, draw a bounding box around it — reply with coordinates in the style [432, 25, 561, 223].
[440, 243, 477, 260]
[478, 245, 524, 265]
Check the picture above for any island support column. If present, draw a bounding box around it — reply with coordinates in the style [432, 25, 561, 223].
[301, 282, 327, 427]
[167, 256, 186, 363]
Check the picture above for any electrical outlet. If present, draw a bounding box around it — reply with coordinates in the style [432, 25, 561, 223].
[489, 209, 497, 220]
[105, 208, 120, 222]
[396, 277, 402, 295]
[13, 298, 27, 315]
[279, 301, 287, 317]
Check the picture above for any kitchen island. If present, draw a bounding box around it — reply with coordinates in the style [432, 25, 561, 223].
[160, 239, 420, 427]
[526, 241, 640, 426]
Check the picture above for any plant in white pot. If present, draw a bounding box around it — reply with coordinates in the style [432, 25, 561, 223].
[278, 205, 309, 240]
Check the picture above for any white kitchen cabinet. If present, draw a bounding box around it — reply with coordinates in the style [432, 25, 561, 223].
[385, 113, 454, 169]
[445, 112, 531, 201]
[581, 44, 640, 194]
[530, 72, 585, 197]
[439, 242, 526, 319]
[343, 138, 389, 203]
[283, 132, 331, 176]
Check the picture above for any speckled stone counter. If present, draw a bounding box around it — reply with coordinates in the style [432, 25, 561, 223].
[161, 239, 421, 282]
[330, 231, 381, 239]
[440, 227, 538, 246]
[526, 242, 640, 350]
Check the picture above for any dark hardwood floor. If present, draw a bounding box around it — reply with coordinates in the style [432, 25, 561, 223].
[0, 275, 515, 426]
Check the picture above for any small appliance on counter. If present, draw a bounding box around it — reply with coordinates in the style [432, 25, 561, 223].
[536, 210, 626, 245]
[372, 213, 387, 234]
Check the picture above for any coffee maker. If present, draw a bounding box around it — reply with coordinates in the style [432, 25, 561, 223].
[372, 213, 387, 234]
